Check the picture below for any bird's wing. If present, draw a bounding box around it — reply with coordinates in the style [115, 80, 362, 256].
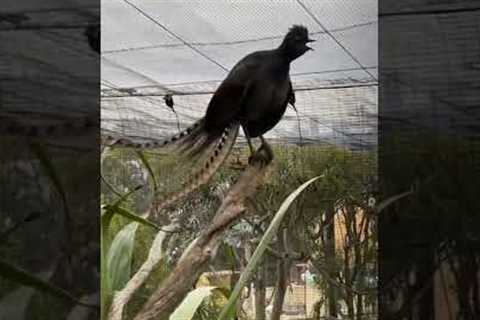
[204, 53, 263, 133]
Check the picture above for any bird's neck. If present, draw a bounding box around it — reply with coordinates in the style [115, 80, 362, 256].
[276, 46, 296, 64]
[269, 52, 290, 77]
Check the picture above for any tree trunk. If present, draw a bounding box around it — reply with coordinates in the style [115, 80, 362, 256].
[344, 249, 354, 319]
[233, 246, 245, 320]
[345, 205, 357, 320]
[270, 228, 292, 320]
[133, 147, 272, 320]
[254, 262, 266, 320]
[325, 202, 338, 318]
[356, 294, 364, 320]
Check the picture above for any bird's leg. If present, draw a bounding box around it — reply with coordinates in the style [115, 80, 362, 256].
[259, 135, 274, 162]
[259, 135, 267, 146]
[249, 135, 273, 164]
[241, 125, 255, 156]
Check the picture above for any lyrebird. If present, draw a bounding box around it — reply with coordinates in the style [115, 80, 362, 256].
[105, 25, 314, 212]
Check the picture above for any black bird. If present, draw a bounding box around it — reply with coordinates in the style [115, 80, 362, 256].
[108, 25, 314, 211]
[110, 25, 313, 151]
[185, 24, 313, 156]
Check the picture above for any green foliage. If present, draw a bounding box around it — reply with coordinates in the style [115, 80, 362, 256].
[101, 144, 378, 319]
[29, 143, 70, 220]
[379, 131, 480, 318]
[135, 150, 158, 191]
[106, 223, 139, 293]
[0, 141, 99, 319]
[0, 259, 97, 309]
[218, 176, 321, 320]
[102, 205, 161, 230]
[170, 286, 220, 320]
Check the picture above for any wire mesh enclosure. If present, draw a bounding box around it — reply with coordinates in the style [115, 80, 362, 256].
[100, 1, 379, 320]
[101, 0, 378, 151]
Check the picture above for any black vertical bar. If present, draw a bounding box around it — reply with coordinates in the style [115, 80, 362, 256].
[0, 1, 100, 319]
[379, 2, 480, 320]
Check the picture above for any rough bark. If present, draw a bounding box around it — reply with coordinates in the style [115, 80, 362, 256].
[356, 294, 364, 320]
[270, 228, 291, 320]
[326, 202, 338, 317]
[133, 144, 273, 320]
[344, 208, 354, 319]
[108, 224, 176, 320]
[270, 258, 291, 320]
[254, 262, 266, 320]
[344, 248, 354, 319]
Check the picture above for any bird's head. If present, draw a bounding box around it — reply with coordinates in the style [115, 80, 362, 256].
[279, 25, 315, 61]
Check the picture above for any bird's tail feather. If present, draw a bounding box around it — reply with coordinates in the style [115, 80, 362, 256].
[177, 124, 224, 159]
[103, 118, 206, 150]
[0, 115, 97, 138]
[150, 122, 240, 216]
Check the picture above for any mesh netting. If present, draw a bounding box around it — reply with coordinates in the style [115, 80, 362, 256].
[101, 0, 378, 150]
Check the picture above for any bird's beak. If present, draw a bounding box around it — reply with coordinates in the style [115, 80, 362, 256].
[306, 38, 316, 50]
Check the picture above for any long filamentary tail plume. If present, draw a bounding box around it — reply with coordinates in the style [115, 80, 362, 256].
[0, 115, 97, 138]
[104, 118, 241, 216]
[103, 25, 315, 222]
[148, 122, 240, 218]
[102, 118, 206, 150]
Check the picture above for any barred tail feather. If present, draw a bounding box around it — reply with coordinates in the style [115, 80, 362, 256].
[103, 118, 205, 150]
[0, 115, 97, 138]
[150, 122, 240, 216]
[177, 128, 220, 159]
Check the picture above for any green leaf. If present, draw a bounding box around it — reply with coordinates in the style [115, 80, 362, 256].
[101, 174, 123, 198]
[170, 286, 218, 320]
[29, 143, 70, 219]
[101, 227, 109, 320]
[135, 150, 158, 191]
[106, 222, 139, 293]
[218, 175, 322, 320]
[101, 184, 143, 216]
[0, 259, 98, 310]
[100, 186, 150, 318]
[102, 205, 160, 230]
[101, 186, 143, 257]
[375, 188, 413, 214]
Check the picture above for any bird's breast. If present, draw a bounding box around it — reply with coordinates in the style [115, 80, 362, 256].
[241, 76, 290, 137]
[245, 78, 289, 116]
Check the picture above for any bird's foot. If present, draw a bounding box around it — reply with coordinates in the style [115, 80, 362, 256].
[248, 139, 273, 166]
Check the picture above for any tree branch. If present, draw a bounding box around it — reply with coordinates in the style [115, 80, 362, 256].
[108, 223, 177, 320]
[133, 144, 273, 320]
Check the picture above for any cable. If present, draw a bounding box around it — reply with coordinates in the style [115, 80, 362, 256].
[102, 21, 377, 55]
[101, 82, 377, 99]
[100, 66, 377, 96]
[295, 110, 372, 146]
[1, 6, 97, 15]
[102, 56, 174, 94]
[1, 23, 94, 31]
[102, 80, 174, 117]
[296, 0, 378, 83]
[122, 0, 229, 73]
[380, 6, 480, 17]
[101, 3, 378, 150]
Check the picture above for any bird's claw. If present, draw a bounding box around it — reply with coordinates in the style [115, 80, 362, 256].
[248, 140, 273, 166]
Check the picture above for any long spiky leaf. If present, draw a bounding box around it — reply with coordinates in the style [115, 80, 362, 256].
[135, 150, 158, 191]
[218, 175, 322, 320]
[0, 259, 99, 310]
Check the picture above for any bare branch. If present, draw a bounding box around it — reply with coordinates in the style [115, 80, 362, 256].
[133, 145, 273, 320]
[107, 223, 174, 319]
